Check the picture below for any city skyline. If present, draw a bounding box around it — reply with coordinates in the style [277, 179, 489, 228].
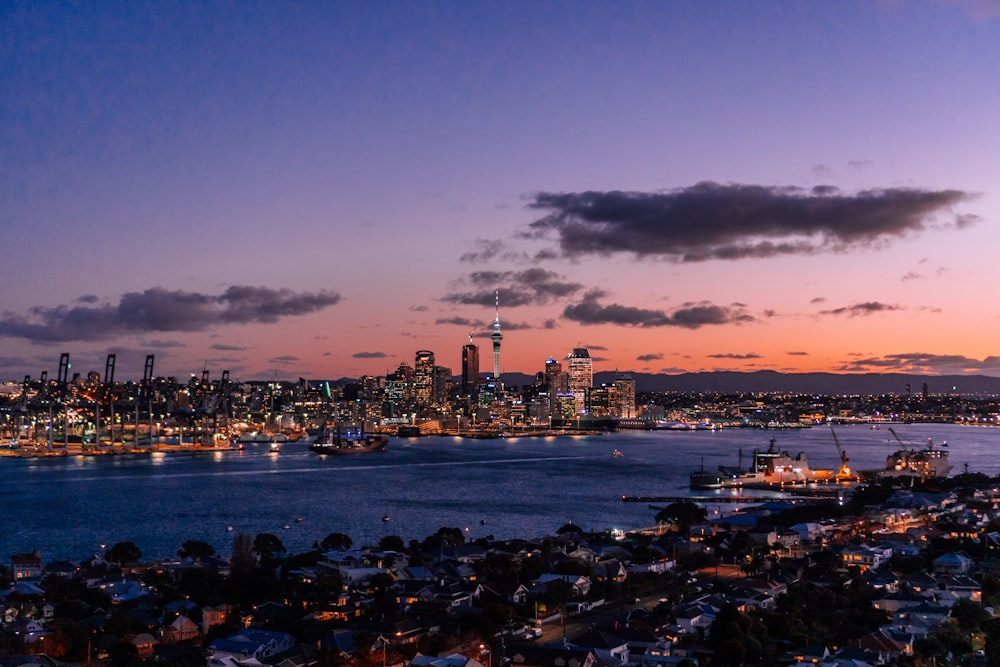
[3, 2, 999, 382]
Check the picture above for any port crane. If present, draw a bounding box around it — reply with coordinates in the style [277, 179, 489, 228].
[830, 427, 854, 481]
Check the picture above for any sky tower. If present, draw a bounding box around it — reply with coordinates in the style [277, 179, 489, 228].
[491, 290, 503, 384]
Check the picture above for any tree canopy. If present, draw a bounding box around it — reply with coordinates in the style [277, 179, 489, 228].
[320, 532, 353, 551]
[252, 533, 285, 559]
[654, 502, 707, 529]
[178, 539, 215, 561]
[105, 541, 142, 566]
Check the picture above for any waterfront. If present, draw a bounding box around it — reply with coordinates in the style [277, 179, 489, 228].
[4, 423, 999, 562]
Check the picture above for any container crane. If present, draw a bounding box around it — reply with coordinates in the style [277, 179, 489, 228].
[830, 427, 853, 481]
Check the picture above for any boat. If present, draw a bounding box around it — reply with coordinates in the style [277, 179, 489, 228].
[690, 437, 838, 489]
[310, 422, 388, 455]
[874, 429, 951, 479]
[689, 458, 723, 489]
[612, 449, 623, 457]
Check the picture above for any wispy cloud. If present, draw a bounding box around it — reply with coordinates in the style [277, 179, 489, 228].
[435, 317, 486, 328]
[442, 268, 584, 307]
[819, 301, 902, 317]
[636, 353, 664, 361]
[707, 352, 762, 360]
[0, 286, 342, 343]
[525, 183, 975, 262]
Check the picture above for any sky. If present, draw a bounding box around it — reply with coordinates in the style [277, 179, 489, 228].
[2, 1, 999, 383]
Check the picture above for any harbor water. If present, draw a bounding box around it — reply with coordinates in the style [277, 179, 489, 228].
[3, 423, 999, 562]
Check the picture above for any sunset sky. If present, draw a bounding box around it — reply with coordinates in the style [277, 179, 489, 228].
[2, 1, 999, 383]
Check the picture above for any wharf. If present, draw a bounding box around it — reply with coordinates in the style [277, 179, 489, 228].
[622, 495, 774, 504]
[0, 441, 239, 458]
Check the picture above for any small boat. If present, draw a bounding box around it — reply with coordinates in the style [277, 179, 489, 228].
[382, 513, 390, 522]
[612, 449, 623, 457]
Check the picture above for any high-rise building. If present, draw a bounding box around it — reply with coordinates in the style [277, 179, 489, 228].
[491, 290, 503, 383]
[567, 347, 592, 415]
[461, 342, 480, 396]
[613, 375, 636, 418]
[432, 365, 451, 406]
[414, 350, 435, 404]
[544, 357, 565, 393]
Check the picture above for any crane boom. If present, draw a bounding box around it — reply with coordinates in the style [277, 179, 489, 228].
[831, 427, 851, 479]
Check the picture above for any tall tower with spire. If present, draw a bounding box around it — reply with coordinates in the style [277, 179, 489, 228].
[491, 290, 503, 384]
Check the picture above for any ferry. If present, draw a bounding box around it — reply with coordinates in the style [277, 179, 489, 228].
[310, 423, 388, 455]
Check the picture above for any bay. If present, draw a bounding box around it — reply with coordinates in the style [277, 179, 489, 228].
[4, 423, 999, 563]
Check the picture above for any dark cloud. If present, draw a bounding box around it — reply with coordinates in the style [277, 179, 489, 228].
[707, 353, 762, 359]
[0, 286, 341, 343]
[435, 317, 485, 328]
[144, 339, 186, 349]
[353, 351, 388, 359]
[835, 352, 1000, 375]
[526, 182, 975, 261]
[211, 344, 247, 351]
[459, 239, 525, 264]
[77, 294, 100, 304]
[637, 353, 664, 361]
[819, 301, 901, 317]
[442, 268, 584, 307]
[787, 351, 809, 356]
[810, 297, 827, 304]
[811, 164, 834, 179]
[563, 294, 753, 329]
[409, 305, 429, 312]
[269, 355, 299, 364]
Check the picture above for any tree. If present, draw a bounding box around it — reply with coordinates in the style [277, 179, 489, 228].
[556, 521, 583, 536]
[654, 502, 707, 531]
[105, 541, 142, 566]
[951, 597, 990, 633]
[231, 532, 255, 573]
[379, 535, 405, 552]
[178, 539, 215, 561]
[252, 533, 285, 560]
[320, 532, 353, 551]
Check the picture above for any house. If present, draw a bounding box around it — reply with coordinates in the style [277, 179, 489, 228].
[506, 645, 608, 667]
[475, 580, 530, 605]
[132, 632, 159, 659]
[11, 552, 42, 580]
[202, 604, 229, 633]
[207, 628, 296, 663]
[532, 574, 591, 599]
[932, 551, 973, 575]
[161, 614, 200, 643]
[839, 543, 892, 572]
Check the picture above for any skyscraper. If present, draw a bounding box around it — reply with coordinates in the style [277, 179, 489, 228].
[414, 350, 435, 404]
[613, 374, 636, 418]
[491, 290, 503, 384]
[567, 347, 592, 415]
[461, 341, 479, 396]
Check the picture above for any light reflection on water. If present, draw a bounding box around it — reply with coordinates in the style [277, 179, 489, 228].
[3, 423, 999, 561]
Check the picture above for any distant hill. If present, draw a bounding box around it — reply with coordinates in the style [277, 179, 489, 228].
[592, 370, 1000, 395]
[325, 370, 1000, 395]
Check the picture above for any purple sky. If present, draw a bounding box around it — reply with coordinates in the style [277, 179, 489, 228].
[2, 1, 999, 382]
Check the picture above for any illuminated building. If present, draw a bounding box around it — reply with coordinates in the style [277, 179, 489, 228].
[567, 347, 592, 415]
